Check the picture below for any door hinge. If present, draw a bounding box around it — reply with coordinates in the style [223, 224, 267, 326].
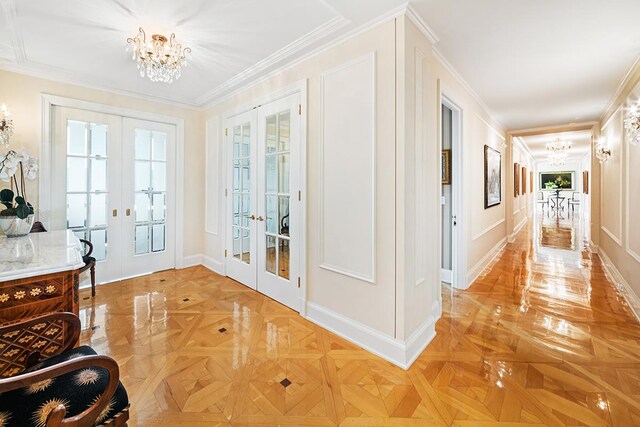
[225, 128, 228, 136]
[297, 277, 301, 288]
[298, 104, 302, 115]
[224, 249, 228, 257]
[298, 190, 301, 201]
[225, 188, 228, 197]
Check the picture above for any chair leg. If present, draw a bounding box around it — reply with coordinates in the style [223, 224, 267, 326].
[91, 264, 96, 297]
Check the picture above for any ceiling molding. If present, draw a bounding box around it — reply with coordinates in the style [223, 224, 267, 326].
[196, 14, 350, 106]
[510, 121, 597, 137]
[432, 47, 504, 134]
[405, 4, 439, 45]
[0, 0, 27, 64]
[513, 136, 534, 159]
[202, 3, 408, 109]
[0, 61, 201, 111]
[600, 55, 640, 125]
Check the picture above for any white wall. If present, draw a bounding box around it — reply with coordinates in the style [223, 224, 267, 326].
[511, 138, 534, 240]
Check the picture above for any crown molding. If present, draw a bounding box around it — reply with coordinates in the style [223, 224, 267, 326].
[202, 3, 408, 108]
[510, 121, 598, 137]
[196, 14, 350, 106]
[432, 47, 504, 133]
[0, 62, 201, 111]
[405, 3, 439, 45]
[513, 136, 534, 159]
[0, 0, 27, 64]
[600, 55, 640, 125]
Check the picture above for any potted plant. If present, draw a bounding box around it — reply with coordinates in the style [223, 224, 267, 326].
[0, 150, 38, 237]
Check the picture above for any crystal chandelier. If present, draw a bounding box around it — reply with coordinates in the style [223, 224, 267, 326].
[594, 137, 611, 163]
[0, 104, 13, 147]
[549, 152, 567, 167]
[126, 27, 191, 83]
[624, 102, 640, 146]
[545, 138, 572, 153]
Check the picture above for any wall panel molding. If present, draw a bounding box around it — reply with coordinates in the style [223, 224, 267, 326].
[318, 52, 376, 284]
[472, 219, 505, 242]
[625, 129, 640, 263]
[414, 48, 426, 287]
[205, 117, 220, 235]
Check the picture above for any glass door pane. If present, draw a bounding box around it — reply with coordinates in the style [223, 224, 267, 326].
[231, 123, 252, 264]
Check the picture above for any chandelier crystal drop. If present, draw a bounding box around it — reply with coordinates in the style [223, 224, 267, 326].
[549, 152, 568, 167]
[0, 104, 14, 147]
[624, 102, 640, 146]
[126, 27, 191, 83]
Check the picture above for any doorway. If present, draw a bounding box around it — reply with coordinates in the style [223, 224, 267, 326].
[440, 98, 463, 288]
[225, 92, 302, 311]
[51, 106, 177, 284]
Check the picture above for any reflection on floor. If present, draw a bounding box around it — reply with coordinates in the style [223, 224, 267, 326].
[79, 214, 640, 426]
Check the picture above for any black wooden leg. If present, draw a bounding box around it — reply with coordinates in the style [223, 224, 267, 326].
[91, 264, 96, 297]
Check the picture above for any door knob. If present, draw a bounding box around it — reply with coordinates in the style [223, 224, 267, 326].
[452, 215, 457, 226]
[126, 208, 131, 217]
[112, 209, 118, 217]
[256, 216, 264, 221]
[250, 215, 256, 220]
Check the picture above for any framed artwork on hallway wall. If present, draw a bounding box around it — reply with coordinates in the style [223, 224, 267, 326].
[484, 145, 501, 208]
[514, 163, 520, 197]
[521, 166, 527, 195]
[530, 171, 534, 193]
[442, 149, 451, 184]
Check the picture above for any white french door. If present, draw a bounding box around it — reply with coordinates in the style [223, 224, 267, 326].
[225, 93, 301, 311]
[51, 107, 176, 284]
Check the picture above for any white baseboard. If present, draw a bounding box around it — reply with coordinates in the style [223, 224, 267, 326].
[590, 240, 599, 254]
[179, 254, 203, 269]
[508, 217, 528, 243]
[597, 248, 640, 323]
[304, 302, 436, 370]
[466, 237, 507, 287]
[201, 255, 226, 275]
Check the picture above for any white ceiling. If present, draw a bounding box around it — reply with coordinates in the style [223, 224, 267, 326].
[1, 0, 639, 129]
[519, 130, 592, 161]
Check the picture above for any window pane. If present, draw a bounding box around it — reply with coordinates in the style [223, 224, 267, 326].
[135, 193, 150, 222]
[90, 123, 108, 157]
[279, 111, 290, 152]
[135, 161, 150, 191]
[152, 132, 166, 161]
[278, 239, 289, 280]
[233, 160, 240, 191]
[242, 123, 250, 157]
[232, 194, 241, 226]
[67, 157, 87, 192]
[232, 227, 241, 259]
[73, 230, 86, 241]
[90, 229, 107, 261]
[233, 126, 241, 158]
[67, 120, 87, 155]
[67, 194, 87, 228]
[266, 114, 277, 154]
[242, 194, 250, 227]
[135, 225, 149, 255]
[152, 193, 165, 221]
[152, 162, 166, 192]
[242, 228, 250, 264]
[279, 196, 290, 237]
[265, 155, 277, 194]
[278, 154, 290, 194]
[266, 235, 276, 275]
[90, 158, 107, 192]
[89, 193, 107, 227]
[242, 159, 250, 193]
[152, 224, 165, 252]
[135, 129, 151, 160]
[266, 195, 277, 234]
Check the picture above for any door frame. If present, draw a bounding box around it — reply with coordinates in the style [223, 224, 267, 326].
[222, 80, 308, 314]
[40, 94, 186, 272]
[440, 93, 467, 290]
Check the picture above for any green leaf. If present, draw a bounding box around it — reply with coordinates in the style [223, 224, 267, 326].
[0, 189, 14, 203]
[15, 196, 25, 205]
[15, 204, 30, 219]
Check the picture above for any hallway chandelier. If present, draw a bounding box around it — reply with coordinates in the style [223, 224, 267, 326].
[126, 27, 191, 83]
[545, 138, 572, 153]
[549, 152, 567, 167]
[624, 102, 640, 146]
[594, 138, 611, 163]
[0, 104, 13, 147]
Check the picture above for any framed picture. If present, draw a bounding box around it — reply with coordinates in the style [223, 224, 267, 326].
[521, 167, 527, 195]
[484, 145, 501, 208]
[583, 171, 589, 194]
[514, 163, 520, 197]
[540, 171, 574, 190]
[530, 171, 534, 193]
[442, 149, 451, 184]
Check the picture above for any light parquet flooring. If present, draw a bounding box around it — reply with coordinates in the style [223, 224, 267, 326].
[78, 214, 640, 426]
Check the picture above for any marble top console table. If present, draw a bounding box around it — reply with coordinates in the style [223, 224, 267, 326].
[0, 230, 84, 323]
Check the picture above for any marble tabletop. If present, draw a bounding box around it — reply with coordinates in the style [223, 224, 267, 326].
[0, 230, 85, 282]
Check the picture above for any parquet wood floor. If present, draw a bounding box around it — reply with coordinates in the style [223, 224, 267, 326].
[78, 214, 640, 426]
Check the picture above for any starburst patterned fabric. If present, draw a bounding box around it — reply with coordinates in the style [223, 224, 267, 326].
[0, 346, 128, 426]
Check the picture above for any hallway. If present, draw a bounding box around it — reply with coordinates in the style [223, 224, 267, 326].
[79, 213, 640, 426]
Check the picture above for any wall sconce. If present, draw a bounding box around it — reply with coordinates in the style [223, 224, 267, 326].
[0, 104, 13, 147]
[594, 137, 611, 163]
[624, 101, 640, 146]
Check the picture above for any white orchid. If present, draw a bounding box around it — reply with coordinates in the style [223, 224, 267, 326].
[0, 150, 38, 219]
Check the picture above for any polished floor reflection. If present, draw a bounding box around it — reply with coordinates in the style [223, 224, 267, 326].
[79, 214, 640, 426]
